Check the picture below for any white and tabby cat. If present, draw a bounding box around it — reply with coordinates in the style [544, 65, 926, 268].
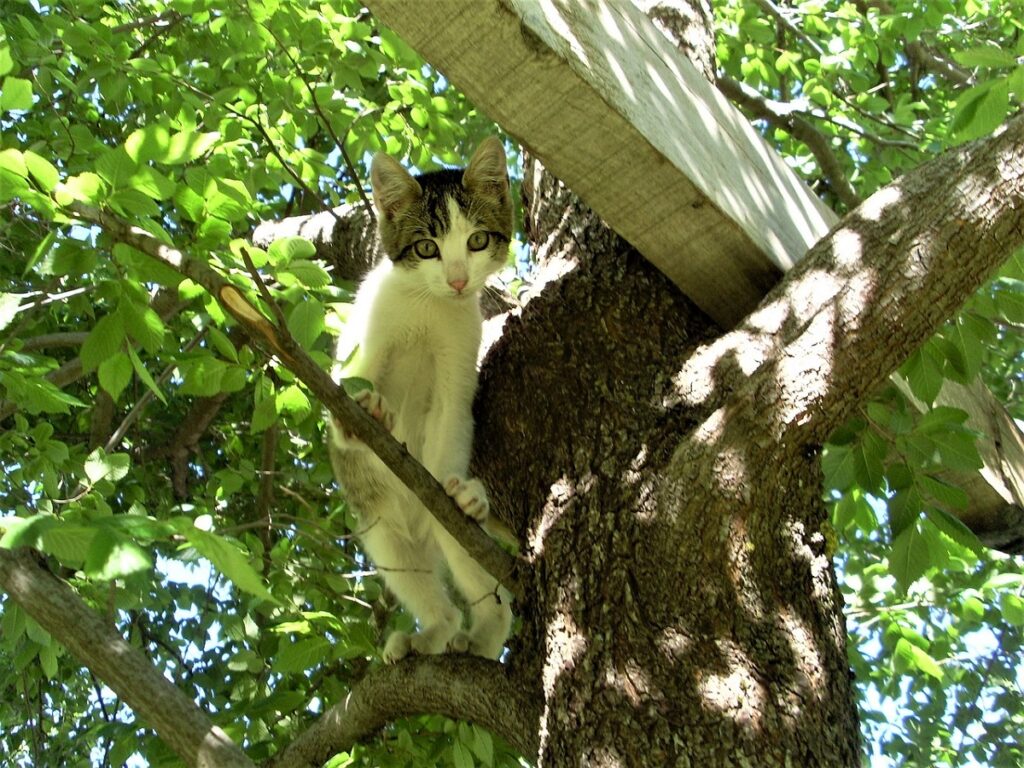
[328, 138, 514, 663]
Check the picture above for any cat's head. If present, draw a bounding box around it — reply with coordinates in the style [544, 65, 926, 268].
[370, 137, 513, 299]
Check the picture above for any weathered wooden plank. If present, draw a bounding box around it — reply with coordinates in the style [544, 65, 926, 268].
[365, 0, 835, 327]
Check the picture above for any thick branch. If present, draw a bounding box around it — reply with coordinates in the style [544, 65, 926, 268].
[266, 656, 541, 767]
[0, 548, 254, 768]
[66, 203, 522, 601]
[678, 113, 1024, 444]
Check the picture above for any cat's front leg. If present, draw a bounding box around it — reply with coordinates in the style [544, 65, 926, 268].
[329, 389, 395, 450]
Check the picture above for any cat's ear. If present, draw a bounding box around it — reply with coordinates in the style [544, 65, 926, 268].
[462, 137, 509, 199]
[371, 152, 421, 219]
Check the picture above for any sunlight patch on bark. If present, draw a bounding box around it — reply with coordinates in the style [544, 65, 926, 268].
[529, 474, 596, 556]
[776, 607, 826, 711]
[829, 227, 864, 268]
[857, 184, 902, 222]
[669, 331, 770, 407]
[773, 310, 835, 428]
[539, 594, 589, 757]
[656, 626, 692, 660]
[603, 658, 654, 707]
[725, 516, 767, 620]
[697, 641, 766, 730]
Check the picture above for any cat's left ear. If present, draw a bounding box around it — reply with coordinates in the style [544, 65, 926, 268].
[463, 136, 509, 199]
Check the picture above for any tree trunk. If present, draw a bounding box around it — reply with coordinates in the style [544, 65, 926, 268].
[474, 156, 861, 765]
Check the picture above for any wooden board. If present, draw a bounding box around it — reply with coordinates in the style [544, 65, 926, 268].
[365, 0, 835, 327]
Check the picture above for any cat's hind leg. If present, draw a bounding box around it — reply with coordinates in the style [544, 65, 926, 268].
[361, 522, 462, 663]
[438, 478, 513, 659]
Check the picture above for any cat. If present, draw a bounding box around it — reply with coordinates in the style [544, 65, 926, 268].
[327, 137, 514, 663]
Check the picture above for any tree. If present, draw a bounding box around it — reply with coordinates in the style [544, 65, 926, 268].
[1, 1, 1023, 766]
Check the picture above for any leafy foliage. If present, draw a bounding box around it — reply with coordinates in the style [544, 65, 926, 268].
[0, 0, 1022, 766]
[716, 0, 1024, 763]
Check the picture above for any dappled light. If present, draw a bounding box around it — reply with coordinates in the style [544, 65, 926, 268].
[696, 641, 767, 729]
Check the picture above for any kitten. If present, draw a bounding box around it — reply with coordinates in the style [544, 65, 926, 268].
[328, 137, 514, 663]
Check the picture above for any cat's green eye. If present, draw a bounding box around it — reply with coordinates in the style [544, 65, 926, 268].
[467, 231, 490, 251]
[413, 239, 439, 258]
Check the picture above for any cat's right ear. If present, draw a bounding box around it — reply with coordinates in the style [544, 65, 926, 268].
[370, 153, 421, 220]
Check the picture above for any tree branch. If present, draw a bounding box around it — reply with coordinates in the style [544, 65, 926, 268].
[718, 76, 862, 209]
[676, 113, 1024, 445]
[65, 202, 524, 601]
[0, 547, 254, 768]
[265, 655, 540, 767]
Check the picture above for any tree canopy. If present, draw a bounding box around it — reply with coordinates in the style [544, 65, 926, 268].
[0, 0, 1022, 766]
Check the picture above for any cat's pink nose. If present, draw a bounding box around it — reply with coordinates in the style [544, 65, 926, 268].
[448, 278, 468, 293]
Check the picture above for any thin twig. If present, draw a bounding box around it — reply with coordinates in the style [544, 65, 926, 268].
[103, 329, 207, 452]
[256, 16, 376, 223]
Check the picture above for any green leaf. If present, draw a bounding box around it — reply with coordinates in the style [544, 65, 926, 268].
[84, 448, 130, 484]
[23, 151, 59, 191]
[0, 24, 14, 77]
[0, 75, 32, 111]
[125, 125, 172, 163]
[40, 523, 97, 566]
[98, 352, 133, 400]
[470, 726, 494, 766]
[268, 236, 317, 265]
[272, 636, 330, 673]
[127, 346, 167, 404]
[119, 300, 165, 353]
[185, 528, 277, 603]
[900, 344, 944, 404]
[80, 312, 126, 373]
[286, 299, 325, 349]
[0, 514, 57, 550]
[178, 356, 226, 396]
[954, 45, 1018, 68]
[166, 131, 220, 164]
[890, 522, 930, 592]
[85, 528, 153, 580]
[39, 643, 58, 679]
[131, 165, 176, 200]
[955, 79, 1010, 141]
[56, 172, 105, 205]
[277, 384, 311, 417]
[894, 637, 943, 680]
[452, 740, 474, 768]
[917, 474, 969, 511]
[279, 260, 331, 289]
[927, 506, 984, 555]
[96, 147, 139, 189]
[251, 388, 278, 433]
[1000, 594, 1024, 626]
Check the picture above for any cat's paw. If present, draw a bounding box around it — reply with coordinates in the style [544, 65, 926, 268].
[381, 631, 412, 664]
[331, 390, 394, 447]
[444, 476, 490, 523]
[447, 630, 471, 654]
[354, 389, 394, 431]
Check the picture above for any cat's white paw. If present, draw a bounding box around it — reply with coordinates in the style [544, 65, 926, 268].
[444, 476, 490, 523]
[447, 630, 471, 654]
[382, 631, 412, 664]
[332, 389, 394, 446]
[354, 389, 394, 431]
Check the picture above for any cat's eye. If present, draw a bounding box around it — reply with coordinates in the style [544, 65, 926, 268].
[467, 231, 490, 251]
[413, 239, 439, 258]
